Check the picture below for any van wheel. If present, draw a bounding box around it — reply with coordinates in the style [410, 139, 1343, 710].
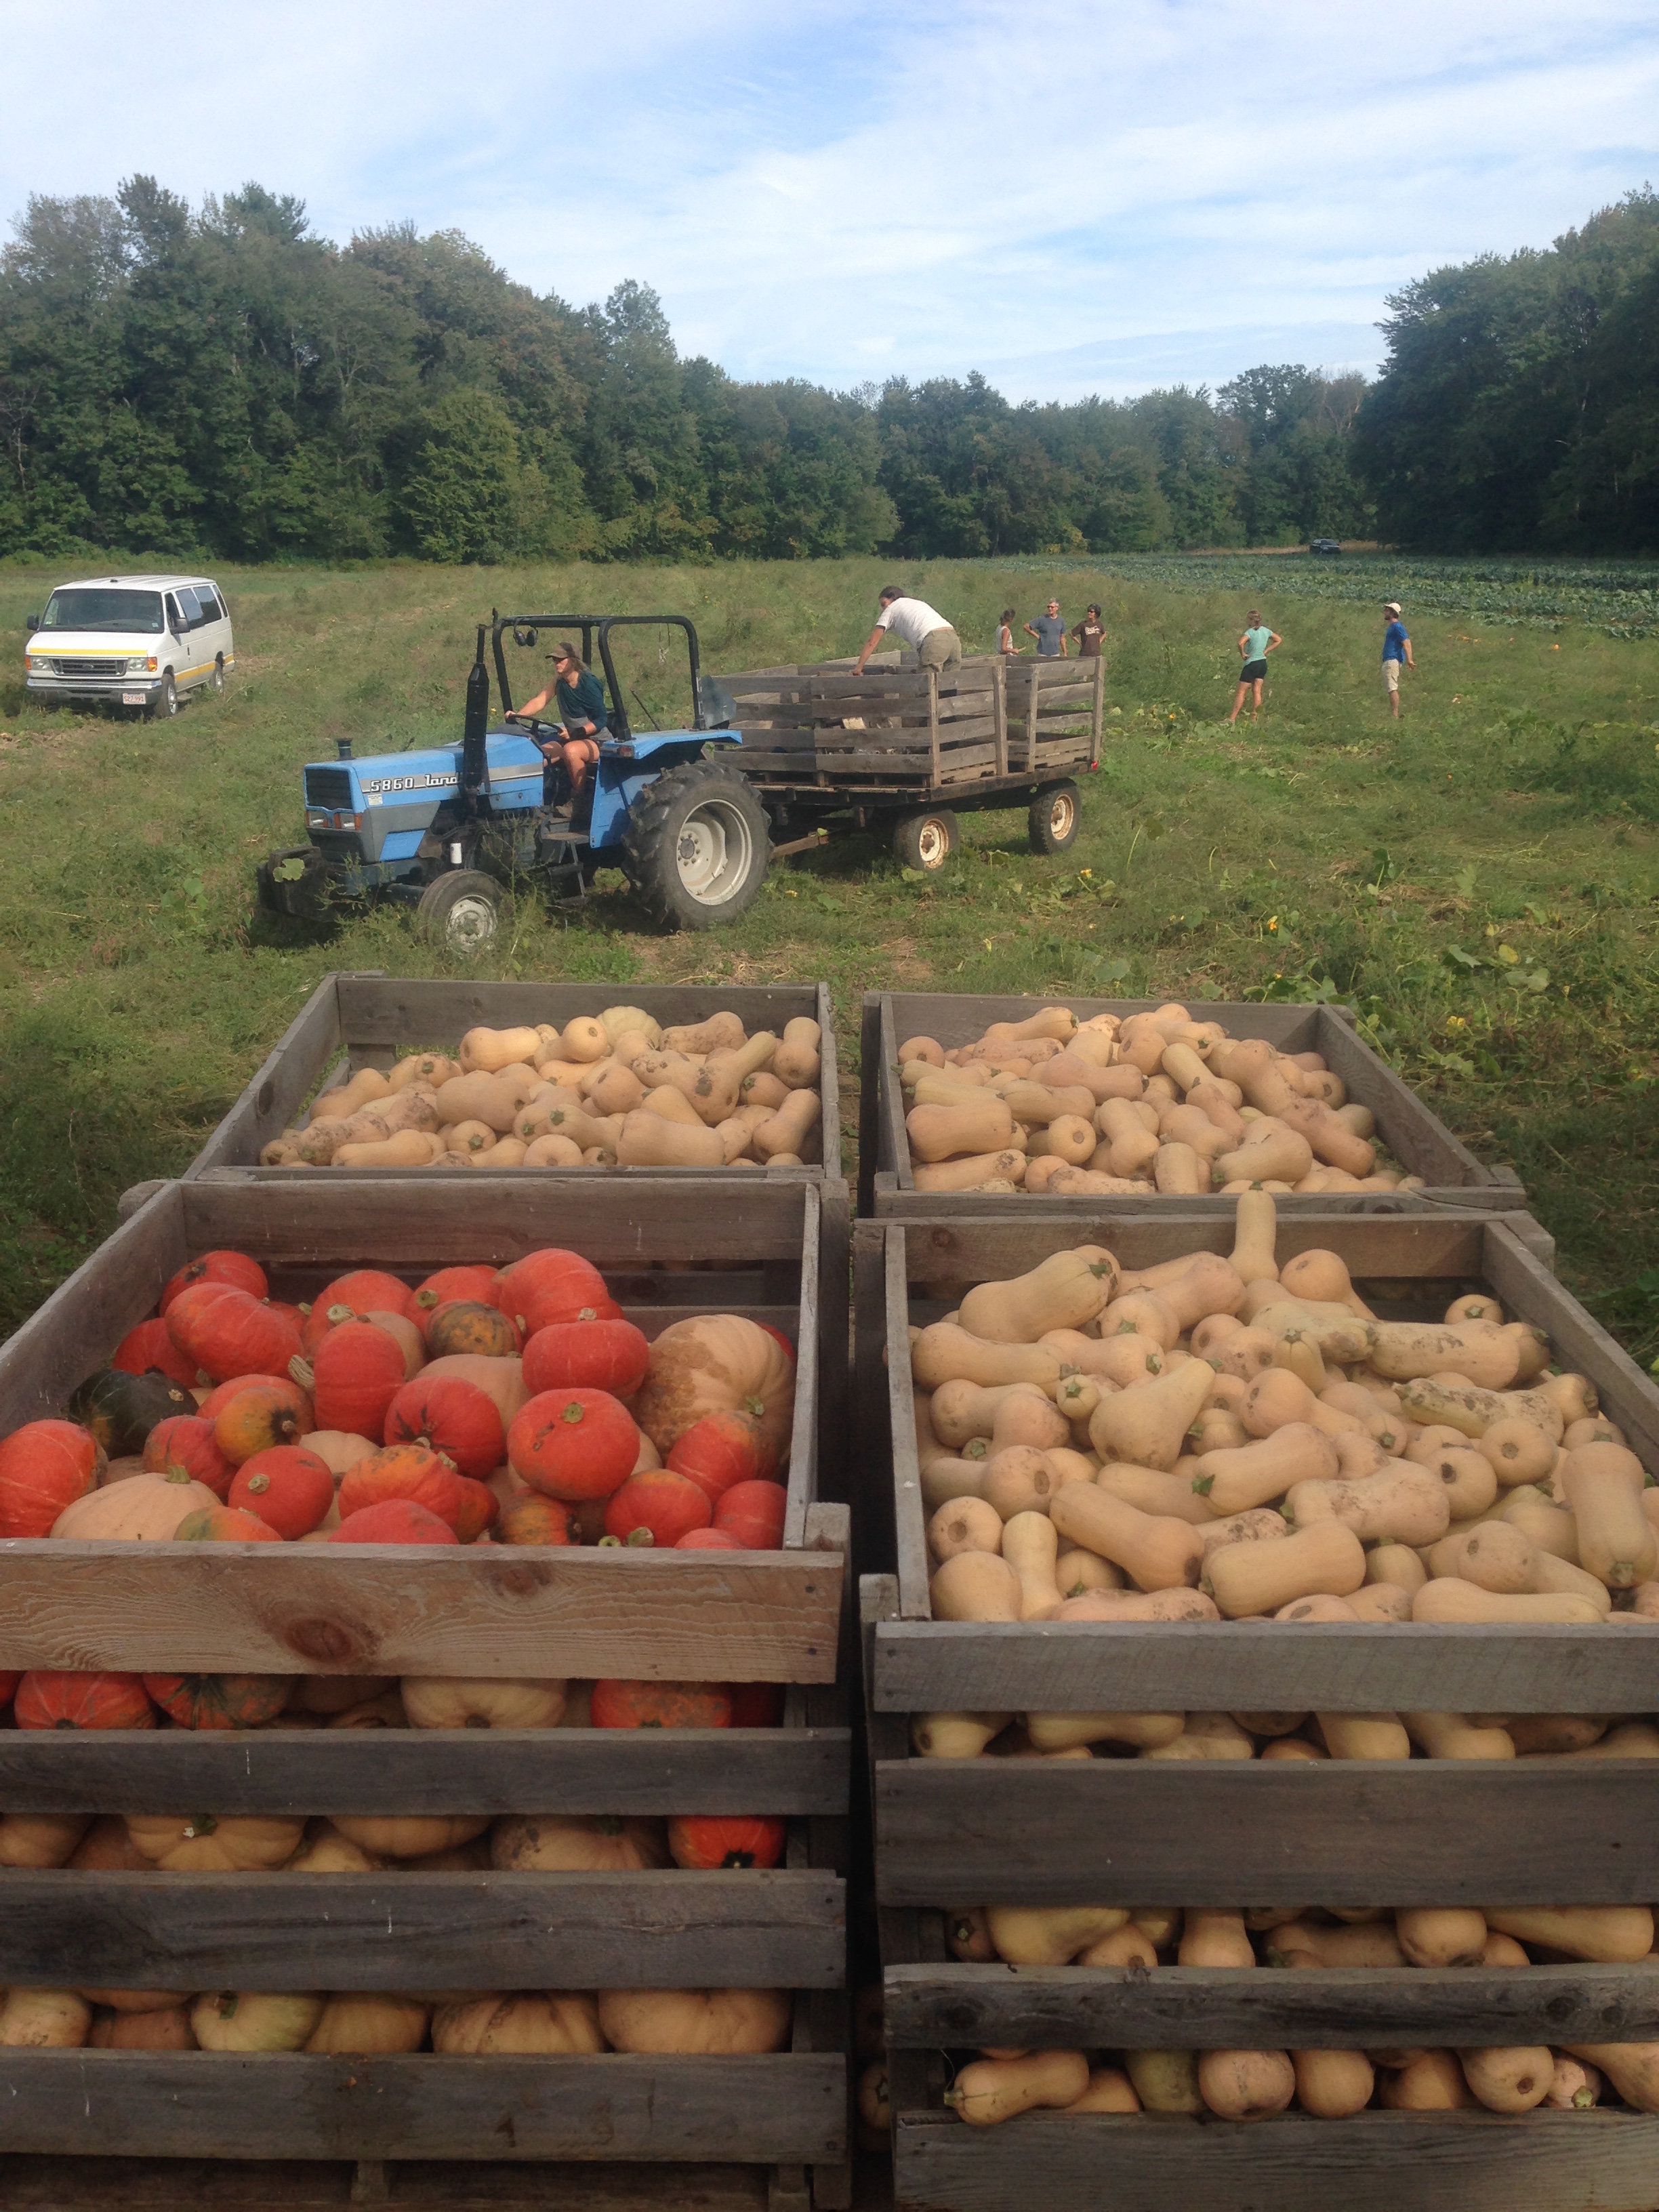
[211, 660, 226, 695]
[416, 870, 507, 956]
[146, 674, 178, 721]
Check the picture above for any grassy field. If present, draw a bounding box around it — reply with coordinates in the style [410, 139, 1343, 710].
[0, 552, 1654, 1364]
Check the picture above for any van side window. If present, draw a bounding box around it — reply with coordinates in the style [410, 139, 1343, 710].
[165, 594, 184, 632]
[176, 586, 203, 628]
[194, 588, 222, 623]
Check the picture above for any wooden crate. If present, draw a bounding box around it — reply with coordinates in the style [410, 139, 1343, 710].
[859, 992, 1528, 1220]
[859, 1205, 1659, 2212]
[0, 1180, 854, 2191]
[720, 657, 1100, 796]
[185, 975, 842, 1185]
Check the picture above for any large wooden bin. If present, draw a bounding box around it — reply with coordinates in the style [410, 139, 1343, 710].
[861, 1209, 1659, 2212]
[0, 1180, 852, 2196]
[187, 973, 842, 1185]
[860, 991, 1528, 1221]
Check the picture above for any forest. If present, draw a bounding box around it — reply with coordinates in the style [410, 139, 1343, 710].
[0, 176, 1654, 565]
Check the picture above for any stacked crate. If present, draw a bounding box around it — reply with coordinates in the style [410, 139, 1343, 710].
[859, 1206, 1659, 2212]
[0, 1179, 852, 2207]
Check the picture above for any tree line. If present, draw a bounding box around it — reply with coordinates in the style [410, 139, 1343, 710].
[0, 176, 1652, 565]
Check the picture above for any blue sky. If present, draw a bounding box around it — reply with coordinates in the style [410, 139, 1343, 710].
[3, 0, 1656, 400]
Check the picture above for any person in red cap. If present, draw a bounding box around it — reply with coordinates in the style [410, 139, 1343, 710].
[1381, 601, 1414, 718]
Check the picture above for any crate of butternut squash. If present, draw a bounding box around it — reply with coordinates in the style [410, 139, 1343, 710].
[0, 1176, 850, 2179]
[855, 1193, 1659, 2212]
[860, 989, 1528, 1221]
[185, 974, 840, 1182]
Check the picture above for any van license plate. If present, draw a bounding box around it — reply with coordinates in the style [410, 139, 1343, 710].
[121, 692, 145, 705]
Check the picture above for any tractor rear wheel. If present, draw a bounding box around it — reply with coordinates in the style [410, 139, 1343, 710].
[416, 869, 507, 956]
[622, 761, 770, 930]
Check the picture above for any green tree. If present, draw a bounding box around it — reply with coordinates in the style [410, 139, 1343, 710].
[401, 387, 522, 561]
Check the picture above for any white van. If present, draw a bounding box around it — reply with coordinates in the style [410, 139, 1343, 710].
[24, 573, 234, 720]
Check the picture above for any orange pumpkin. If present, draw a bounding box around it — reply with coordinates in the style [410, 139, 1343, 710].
[16, 1671, 156, 1732]
[111, 1319, 198, 1389]
[315, 1270, 418, 1323]
[497, 1494, 575, 1547]
[413, 1265, 500, 1328]
[142, 1415, 235, 1498]
[596, 1987, 790, 2055]
[0, 1420, 104, 1538]
[308, 1321, 409, 1437]
[167, 1288, 301, 1385]
[208, 1378, 313, 1465]
[384, 1376, 504, 1479]
[591, 1679, 733, 1730]
[142, 1673, 293, 1730]
[426, 1302, 522, 1359]
[175, 1504, 282, 1542]
[523, 1319, 651, 1398]
[329, 1499, 459, 1546]
[666, 1815, 786, 1870]
[508, 1389, 640, 1501]
[676, 1527, 744, 1550]
[229, 1446, 335, 1538]
[160, 1251, 268, 1313]
[668, 1409, 778, 1500]
[493, 1249, 619, 1335]
[340, 1443, 467, 1528]
[603, 1468, 712, 1547]
[125, 1813, 304, 1872]
[632, 1316, 796, 1460]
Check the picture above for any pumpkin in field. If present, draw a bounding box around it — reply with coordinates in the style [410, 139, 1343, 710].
[316, 1269, 419, 1323]
[668, 1409, 778, 1500]
[305, 1994, 430, 2055]
[306, 1319, 409, 1437]
[329, 1814, 491, 1860]
[16, 1671, 155, 1732]
[0, 1420, 104, 1538]
[52, 1468, 220, 1541]
[175, 1504, 281, 1542]
[0, 1990, 93, 2049]
[112, 1317, 199, 1389]
[191, 1991, 324, 2052]
[142, 1415, 235, 1498]
[425, 1301, 521, 1359]
[125, 1813, 304, 1872]
[508, 1388, 639, 1501]
[340, 1443, 466, 1528]
[632, 1316, 796, 1461]
[329, 1499, 459, 1546]
[401, 1676, 568, 1729]
[161, 1251, 269, 1313]
[141, 1673, 293, 1731]
[603, 1468, 712, 1547]
[414, 1265, 499, 1328]
[167, 1286, 302, 1385]
[0, 1815, 90, 1868]
[384, 1376, 504, 1480]
[675, 1527, 744, 1550]
[493, 1249, 619, 1335]
[229, 1446, 335, 1538]
[89, 2005, 196, 2051]
[497, 1494, 575, 1547]
[211, 1382, 311, 1465]
[597, 1987, 791, 2055]
[489, 1814, 670, 1872]
[433, 1992, 605, 2055]
[667, 1815, 787, 1870]
[714, 1479, 787, 1549]
[66, 1368, 192, 1458]
[522, 1318, 651, 1399]
[728, 1682, 787, 1727]
[591, 1679, 733, 1731]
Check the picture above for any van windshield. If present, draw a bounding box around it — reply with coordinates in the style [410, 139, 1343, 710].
[41, 588, 165, 634]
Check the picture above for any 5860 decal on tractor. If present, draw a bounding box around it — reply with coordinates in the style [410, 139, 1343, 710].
[258, 613, 773, 952]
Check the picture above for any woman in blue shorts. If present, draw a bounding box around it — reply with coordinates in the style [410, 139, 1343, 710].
[1227, 609, 1282, 724]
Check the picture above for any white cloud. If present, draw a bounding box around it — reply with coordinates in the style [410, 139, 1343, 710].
[1, 0, 1654, 396]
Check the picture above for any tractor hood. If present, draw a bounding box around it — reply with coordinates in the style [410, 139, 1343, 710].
[303, 729, 546, 819]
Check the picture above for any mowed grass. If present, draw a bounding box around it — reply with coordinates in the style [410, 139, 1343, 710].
[0, 554, 1654, 1360]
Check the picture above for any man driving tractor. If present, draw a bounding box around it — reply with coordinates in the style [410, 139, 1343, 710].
[509, 640, 607, 806]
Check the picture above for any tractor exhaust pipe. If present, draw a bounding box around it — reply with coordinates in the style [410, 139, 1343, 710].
[461, 626, 490, 801]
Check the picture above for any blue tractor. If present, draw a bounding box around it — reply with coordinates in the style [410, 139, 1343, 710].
[258, 613, 769, 951]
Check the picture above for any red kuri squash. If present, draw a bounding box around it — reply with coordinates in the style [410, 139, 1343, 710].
[329, 1500, 459, 1547]
[603, 1469, 712, 1547]
[306, 1322, 409, 1437]
[213, 1384, 311, 1467]
[142, 1416, 236, 1499]
[667, 1409, 777, 1501]
[713, 1480, 787, 1549]
[339, 1444, 468, 1530]
[632, 1315, 796, 1460]
[425, 1302, 522, 1359]
[493, 1250, 620, 1336]
[590, 1679, 733, 1730]
[674, 1527, 744, 1551]
[167, 1288, 302, 1386]
[229, 1446, 336, 1538]
[497, 1494, 575, 1547]
[0, 1421, 104, 1538]
[315, 1270, 417, 1322]
[159, 1251, 268, 1314]
[413, 1266, 500, 1328]
[522, 1319, 651, 1399]
[175, 1504, 282, 1542]
[16, 1671, 156, 1732]
[383, 1376, 504, 1480]
[508, 1389, 640, 1502]
[142, 1674, 293, 1730]
[666, 1815, 785, 1870]
[111, 1319, 198, 1389]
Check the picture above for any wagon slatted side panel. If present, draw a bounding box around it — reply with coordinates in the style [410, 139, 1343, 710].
[722, 661, 1008, 794]
[1004, 657, 1103, 774]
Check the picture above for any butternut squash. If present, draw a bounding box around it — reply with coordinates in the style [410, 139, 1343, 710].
[662, 1012, 744, 1056]
[614, 1111, 725, 1168]
[1024, 1711, 1184, 1753]
[1197, 2049, 1296, 2121]
[1486, 1906, 1654, 1962]
[1411, 1580, 1603, 1624]
[1455, 2045, 1553, 2112]
[1145, 1712, 1258, 1757]
[1402, 1712, 1516, 1760]
[930, 1551, 1021, 1622]
[985, 1907, 1129, 1965]
[913, 1326, 1061, 1392]
[1097, 1462, 1216, 1526]
[1049, 1483, 1203, 1591]
[1292, 2049, 1375, 2117]
[1088, 1358, 1214, 1471]
[333, 1130, 438, 1168]
[1053, 1547, 1124, 1596]
[1043, 1587, 1220, 1622]
[1206, 1521, 1366, 1616]
[1424, 1521, 1538, 1594]
[1398, 1375, 1565, 1442]
[1179, 1909, 1256, 1967]
[947, 2050, 1090, 2125]
[1002, 1512, 1065, 1618]
[1544, 2055, 1602, 2109]
[1266, 1920, 1406, 1969]
[752, 1088, 821, 1161]
[960, 1250, 1117, 1343]
[927, 1496, 1004, 1562]
[912, 1149, 1029, 1193]
[1366, 1542, 1429, 1594]
[1284, 1462, 1450, 1547]
[1315, 1713, 1412, 1761]
[1197, 1507, 1288, 1552]
[1563, 2043, 1659, 2112]
[1213, 1125, 1315, 1188]
[1397, 1908, 1488, 1967]
[1193, 1424, 1338, 1514]
[1559, 1441, 1656, 1590]
[459, 1025, 543, 1074]
[1369, 1322, 1522, 1390]
[432, 1073, 536, 1133]
[908, 1097, 1015, 1163]
[1501, 1488, 1580, 1562]
[910, 1712, 1009, 1759]
[1379, 2050, 1473, 2109]
[931, 1379, 1063, 1451]
[1061, 2066, 1141, 2112]
[1124, 2049, 1202, 2114]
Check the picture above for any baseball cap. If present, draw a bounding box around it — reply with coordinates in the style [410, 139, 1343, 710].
[1382, 601, 1402, 615]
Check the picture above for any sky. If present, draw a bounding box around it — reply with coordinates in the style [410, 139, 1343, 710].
[2, 0, 1656, 403]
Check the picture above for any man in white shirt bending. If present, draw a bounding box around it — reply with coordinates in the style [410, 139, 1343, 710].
[851, 586, 962, 677]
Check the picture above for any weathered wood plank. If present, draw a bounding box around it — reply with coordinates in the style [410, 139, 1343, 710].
[874, 1759, 1659, 1905]
[0, 2155, 779, 2210]
[867, 1179, 1528, 1221]
[0, 1544, 844, 1681]
[0, 1729, 851, 1816]
[1483, 1221, 1659, 1470]
[887, 1237, 932, 1622]
[893, 2109, 1659, 2212]
[883, 1962, 1659, 2049]
[0, 1870, 846, 1990]
[871, 1618, 1659, 1715]
[0, 2051, 846, 2164]
[1314, 1006, 1494, 1187]
[188, 976, 350, 1172]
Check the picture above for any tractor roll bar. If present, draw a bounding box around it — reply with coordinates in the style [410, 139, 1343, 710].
[487, 613, 705, 742]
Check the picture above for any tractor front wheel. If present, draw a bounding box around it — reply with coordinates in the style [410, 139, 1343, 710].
[416, 869, 508, 957]
[622, 761, 770, 930]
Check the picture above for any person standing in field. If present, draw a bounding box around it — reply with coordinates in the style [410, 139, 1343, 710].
[1025, 598, 1068, 656]
[852, 586, 962, 678]
[1071, 603, 1106, 658]
[996, 607, 1019, 655]
[1381, 599, 1414, 717]
[1227, 609, 1281, 723]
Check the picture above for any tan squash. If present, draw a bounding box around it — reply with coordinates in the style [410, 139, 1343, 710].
[331, 1814, 492, 1860]
[432, 1991, 605, 2055]
[908, 1097, 1016, 1162]
[913, 1327, 1061, 1392]
[1559, 1441, 1656, 1589]
[1194, 1424, 1337, 1515]
[401, 1677, 568, 1729]
[1002, 1512, 1065, 1619]
[191, 1992, 325, 2052]
[1206, 1521, 1365, 1618]
[1292, 2049, 1375, 2116]
[912, 1150, 1029, 1193]
[1124, 2049, 1203, 2114]
[597, 1986, 791, 2055]
[53, 1468, 220, 1540]
[985, 1907, 1130, 1964]
[1483, 1906, 1654, 1962]
[306, 1994, 430, 2054]
[1284, 1461, 1450, 1547]
[125, 1814, 303, 1872]
[1049, 1483, 1203, 1591]
[1088, 1359, 1214, 1472]
[1411, 1580, 1603, 1625]
[960, 1250, 1118, 1343]
[947, 2050, 1090, 2126]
